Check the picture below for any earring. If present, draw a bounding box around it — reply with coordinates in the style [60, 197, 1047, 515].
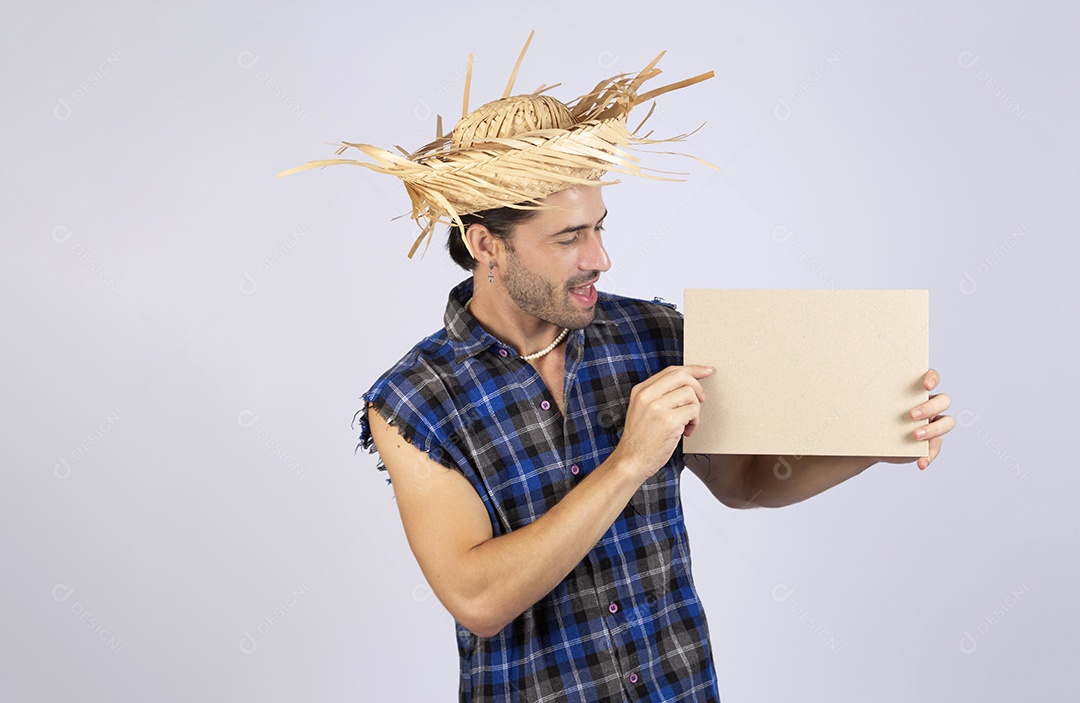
[488, 260, 494, 283]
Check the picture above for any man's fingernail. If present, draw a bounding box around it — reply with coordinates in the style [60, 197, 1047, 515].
[911, 409, 923, 419]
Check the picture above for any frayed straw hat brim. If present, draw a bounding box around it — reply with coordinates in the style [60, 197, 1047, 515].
[278, 32, 717, 258]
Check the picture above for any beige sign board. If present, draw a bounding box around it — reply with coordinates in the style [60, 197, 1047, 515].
[683, 289, 929, 457]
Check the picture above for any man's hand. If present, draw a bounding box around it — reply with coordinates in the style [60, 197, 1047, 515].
[611, 365, 714, 482]
[879, 368, 954, 470]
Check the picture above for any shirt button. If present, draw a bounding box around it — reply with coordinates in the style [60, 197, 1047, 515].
[608, 602, 618, 614]
[629, 673, 639, 684]
[570, 464, 580, 475]
[498, 348, 508, 357]
[540, 400, 551, 410]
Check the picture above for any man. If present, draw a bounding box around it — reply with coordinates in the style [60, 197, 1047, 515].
[283, 41, 954, 703]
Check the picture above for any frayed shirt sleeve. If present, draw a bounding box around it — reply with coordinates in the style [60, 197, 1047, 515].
[354, 376, 462, 476]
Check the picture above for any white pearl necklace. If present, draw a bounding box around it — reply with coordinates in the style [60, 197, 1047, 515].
[465, 298, 569, 361]
[520, 326, 570, 361]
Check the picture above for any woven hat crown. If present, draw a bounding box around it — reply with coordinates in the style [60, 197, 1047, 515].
[446, 94, 607, 210]
[451, 94, 575, 148]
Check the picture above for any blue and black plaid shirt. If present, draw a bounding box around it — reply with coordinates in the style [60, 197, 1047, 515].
[359, 278, 720, 702]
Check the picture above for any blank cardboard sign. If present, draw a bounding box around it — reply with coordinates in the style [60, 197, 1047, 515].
[683, 289, 929, 457]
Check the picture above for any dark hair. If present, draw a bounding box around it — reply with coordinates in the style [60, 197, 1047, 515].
[446, 206, 539, 271]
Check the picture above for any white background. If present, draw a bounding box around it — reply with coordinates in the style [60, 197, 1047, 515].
[2, 1, 1077, 701]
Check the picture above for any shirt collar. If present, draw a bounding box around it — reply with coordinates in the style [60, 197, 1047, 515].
[445, 278, 617, 363]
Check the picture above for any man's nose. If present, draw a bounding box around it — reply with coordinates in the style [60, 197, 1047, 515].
[581, 231, 611, 273]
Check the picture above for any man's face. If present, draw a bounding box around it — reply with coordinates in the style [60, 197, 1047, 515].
[500, 185, 611, 330]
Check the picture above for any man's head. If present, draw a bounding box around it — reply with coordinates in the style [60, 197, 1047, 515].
[456, 185, 610, 330]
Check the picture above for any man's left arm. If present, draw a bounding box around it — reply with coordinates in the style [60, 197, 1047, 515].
[686, 368, 955, 509]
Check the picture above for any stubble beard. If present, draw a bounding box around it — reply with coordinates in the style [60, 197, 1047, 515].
[501, 249, 597, 330]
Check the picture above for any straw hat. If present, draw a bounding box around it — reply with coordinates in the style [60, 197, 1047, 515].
[278, 32, 716, 258]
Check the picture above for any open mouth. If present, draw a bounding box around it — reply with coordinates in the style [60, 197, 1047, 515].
[568, 278, 599, 307]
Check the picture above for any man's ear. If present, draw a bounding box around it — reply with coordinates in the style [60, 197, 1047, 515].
[466, 223, 502, 267]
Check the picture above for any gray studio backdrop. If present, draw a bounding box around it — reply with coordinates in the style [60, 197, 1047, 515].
[3, 1, 1077, 701]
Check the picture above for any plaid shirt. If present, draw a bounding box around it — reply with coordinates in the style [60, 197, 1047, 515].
[359, 279, 720, 702]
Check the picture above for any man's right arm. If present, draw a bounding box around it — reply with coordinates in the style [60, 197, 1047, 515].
[368, 364, 713, 638]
